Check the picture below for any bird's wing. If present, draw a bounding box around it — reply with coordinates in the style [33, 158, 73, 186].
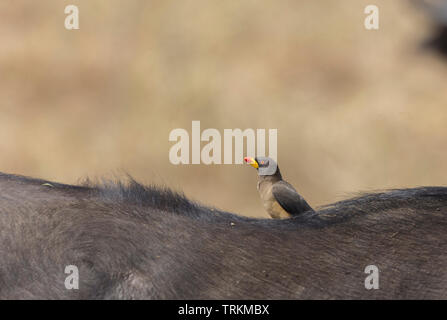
[272, 181, 313, 215]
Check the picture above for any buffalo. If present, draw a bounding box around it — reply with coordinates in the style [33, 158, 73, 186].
[0, 171, 446, 299]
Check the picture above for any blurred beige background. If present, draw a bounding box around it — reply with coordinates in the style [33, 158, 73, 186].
[0, 0, 446, 217]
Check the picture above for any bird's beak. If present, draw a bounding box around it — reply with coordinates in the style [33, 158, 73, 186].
[244, 157, 259, 168]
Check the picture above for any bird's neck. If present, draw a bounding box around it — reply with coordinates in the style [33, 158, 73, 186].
[258, 170, 282, 183]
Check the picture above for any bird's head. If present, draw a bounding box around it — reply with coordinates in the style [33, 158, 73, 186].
[244, 156, 279, 176]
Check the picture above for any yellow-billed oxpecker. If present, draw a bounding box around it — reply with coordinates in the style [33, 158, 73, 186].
[244, 156, 314, 219]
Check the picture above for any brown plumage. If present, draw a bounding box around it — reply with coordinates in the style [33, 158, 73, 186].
[244, 156, 313, 219]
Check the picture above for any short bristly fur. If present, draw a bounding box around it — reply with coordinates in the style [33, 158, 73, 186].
[0, 171, 446, 299]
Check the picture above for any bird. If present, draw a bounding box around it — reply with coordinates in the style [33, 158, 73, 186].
[412, 0, 447, 56]
[244, 156, 314, 219]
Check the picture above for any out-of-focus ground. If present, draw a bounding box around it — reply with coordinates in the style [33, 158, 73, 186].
[1, 0, 447, 217]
